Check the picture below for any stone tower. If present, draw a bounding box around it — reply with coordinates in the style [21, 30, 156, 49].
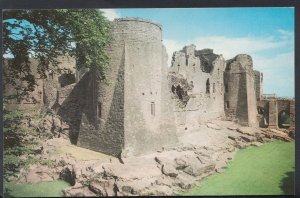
[253, 70, 263, 101]
[224, 54, 258, 127]
[77, 18, 178, 157]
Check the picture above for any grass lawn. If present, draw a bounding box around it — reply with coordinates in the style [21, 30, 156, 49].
[4, 180, 70, 197]
[181, 141, 295, 195]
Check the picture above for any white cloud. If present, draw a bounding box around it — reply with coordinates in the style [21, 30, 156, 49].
[277, 29, 294, 41]
[99, 9, 121, 21]
[253, 51, 294, 71]
[252, 51, 294, 97]
[163, 32, 292, 66]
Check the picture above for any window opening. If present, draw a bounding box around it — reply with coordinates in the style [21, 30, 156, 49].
[98, 102, 102, 118]
[151, 102, 155, 116]
[49, 70, 54, 79]
[206, 79, 210, 94]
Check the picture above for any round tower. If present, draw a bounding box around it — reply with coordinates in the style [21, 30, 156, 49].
[111, 17, 162, 43]
[77, 17, 178, 157]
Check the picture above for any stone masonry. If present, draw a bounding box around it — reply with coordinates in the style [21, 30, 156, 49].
[168, 45, 226, 130]
[70, 18, 178, 157]
[4, 17, 294, 158]
[224, 54, 258, 127]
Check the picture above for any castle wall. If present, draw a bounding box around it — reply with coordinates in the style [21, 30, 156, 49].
[169, 45, 225, 130]
[224, 54, 258, 127]
[257, 100, 269, 127]
[290, 100, 295, 129]
[5, 17, 282, 159]
[4, 57, 76, 111]
[119, 18, 177, 156]
[76, 42, 126, 156]
[77, 18, 178, 157]
[256, 99, 294, 129]
[254, 70, 263, 101]
[268, 100, 278, 129]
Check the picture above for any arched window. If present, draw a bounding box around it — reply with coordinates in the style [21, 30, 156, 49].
[206, 79, 210, 94]
[278, 110, 290, 128]
[98, 102, 102, 118]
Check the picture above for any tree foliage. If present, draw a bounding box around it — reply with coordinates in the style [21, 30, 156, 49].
[3, 108, 38, 181]
[3, 9, 111, 96]
[3, 9, 112, 181]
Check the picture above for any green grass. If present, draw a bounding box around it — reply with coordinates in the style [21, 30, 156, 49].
[181, 141, 295, 196]
[4, 180, 70, 197]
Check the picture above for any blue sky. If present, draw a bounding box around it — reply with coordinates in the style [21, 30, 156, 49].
[102, 8, 294, 98]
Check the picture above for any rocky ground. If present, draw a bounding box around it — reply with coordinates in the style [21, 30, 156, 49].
[16, 116, 294, 196]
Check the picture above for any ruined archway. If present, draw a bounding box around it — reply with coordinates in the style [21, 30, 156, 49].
[278, 110, 290, 128]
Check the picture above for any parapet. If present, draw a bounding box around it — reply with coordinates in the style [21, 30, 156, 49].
[226, 54, 253, 73]
[114, 17, 162, 30]
[112, 17, 162, 42]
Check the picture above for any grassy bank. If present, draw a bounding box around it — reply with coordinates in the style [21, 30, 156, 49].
[4, 180, 70, 197]
[181, 141, 295, 195]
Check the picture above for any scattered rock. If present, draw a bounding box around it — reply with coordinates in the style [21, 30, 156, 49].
[250, 142, 262, 147]
[288, 131, 295, 139]
[236, 127, 255, 136]
[64, 186, 96, 197]
[60, 165, 76, 186]
[29, 119, 39, 128]
[228, 136, 236, 140]
[174, 158, 188, 170]
[183, 160, 215, 177]
[206, 123, 221, 130]
[89, 181, 107, 196]
[53, 117, 61, 129]
[194, 150, 211, 158]
[261, 129, 293, 142]
[227, 126, 237, 130]
[162, 163, 178, 177]
[240, 136, 251, 142]
[174, 174, 195, 190]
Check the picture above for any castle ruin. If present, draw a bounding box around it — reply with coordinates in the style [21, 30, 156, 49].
[4, 17, 295, 157]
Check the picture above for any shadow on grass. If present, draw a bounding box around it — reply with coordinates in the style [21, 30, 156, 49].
[280, 171, 294, 195]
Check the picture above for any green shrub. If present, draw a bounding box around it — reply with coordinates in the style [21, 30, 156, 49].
[3, 108, 39, 181]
